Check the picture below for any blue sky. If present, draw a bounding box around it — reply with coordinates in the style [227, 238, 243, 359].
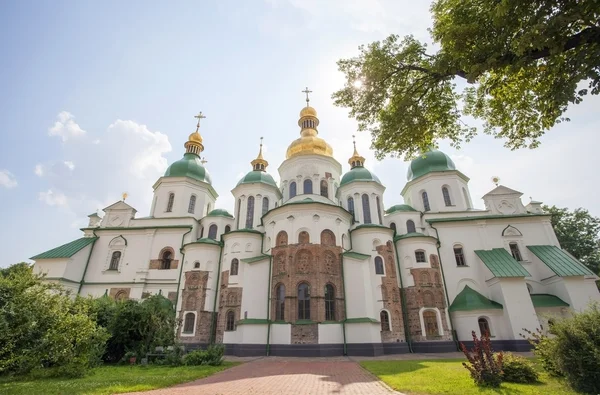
[1, 0, 599, 267]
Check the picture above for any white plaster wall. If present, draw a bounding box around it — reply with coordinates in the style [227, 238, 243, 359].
[152, 177, 217, 220]
[343, 257, 370, 319]
[345, 323, 381, 343]
[278, 155, 342, 203]
[452, 311, 510, 341]
[395, 237, 439, 288]
[384, 212, 423, 235]
[338, 182, 386, 225]
[240, 259, 270, 320]
[318, 324, 344, 343]
[223, 329, 239, 344]
[199, 216, 234, 240]
[269, 324, 291, 344]
[231, 183, 281, 230]
[488, 278, 540, 337]
[545, 277, 600, 312]
[34, 258, 69, 279]
[222, 232, 263, 289]
[402, 172, 472, 212]
[239, 324, 268, 344]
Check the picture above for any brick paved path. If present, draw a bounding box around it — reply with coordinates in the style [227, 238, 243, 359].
[131, 358, 400, 395]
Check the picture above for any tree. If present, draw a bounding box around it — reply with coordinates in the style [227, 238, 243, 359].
[333, 0, 600, 158]
[544, 205, 600, 275]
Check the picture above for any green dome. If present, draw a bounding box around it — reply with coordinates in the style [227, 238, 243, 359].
[385, 204, 417, 214]
[207, 208, 233, 218]
[340, 166, 381, 187]
[407, 150, 456, 181]
[236, 170, 277, 188]
[164, 153, 212, 184]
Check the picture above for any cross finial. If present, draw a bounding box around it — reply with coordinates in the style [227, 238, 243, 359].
[352, 134, 356, 149]
[302, 86, 312, 107]
[194, 111, 206, 132]
[200, 157, 207, 165]
[122, 192, 128, 201]
[260, 136, 264, 148]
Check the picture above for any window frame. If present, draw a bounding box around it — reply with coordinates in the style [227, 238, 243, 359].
[406, 220, 416, 233]
[188, 194, 197, 214]
[509, 242, 523, 261]
[380, 310, 391, 331]
[108, 251, 121, 271]
[421, 191, 430, 212]
[374, 256, 385, 275]
[362, 194, 372, 224]
[442, 186, 452, 206]
[166, 192, 175, 212]
[478, 317, 491, 337]
[207, 224, 218, 240]
[454, 245, 467, 266]
[275, 284, 285, 321]
[415, 250, 427, 263]
[289, 181, 297, 198]
[225, 310, 235, 331]
[347, 197, 355, 221]
[160, 250, 173, 270]
[297, 282, 311, 320]
[182, 312, 196, 335]
[262, 196, 269, 216]
[230, 258, 239, 276]
[325, 284, 335, 321]
[320, 179, 328, 198]
[245, 196, 255, 229]
[303, 179, 313, 194]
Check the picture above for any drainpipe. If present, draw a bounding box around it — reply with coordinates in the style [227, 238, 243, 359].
[340, 254, 348, 355]
[429, 223, 459, 351]
[209, 240, 225, 344]
[174, 227, 193, 312]
[263, 232, 273, 356]
[78, 229, 99, 295]
[392, 239, 413, 353]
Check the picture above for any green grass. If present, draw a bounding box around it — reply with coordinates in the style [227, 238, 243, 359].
[361, 359, 578, 395]
[0, 363, 239, 395]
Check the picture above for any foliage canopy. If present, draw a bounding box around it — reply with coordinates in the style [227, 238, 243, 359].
[333, 0, 600, 158]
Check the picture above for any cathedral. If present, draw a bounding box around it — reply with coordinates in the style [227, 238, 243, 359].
[32, 99, 600, 356]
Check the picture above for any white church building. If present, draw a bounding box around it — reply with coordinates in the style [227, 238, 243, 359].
[32, 100, 600, 356]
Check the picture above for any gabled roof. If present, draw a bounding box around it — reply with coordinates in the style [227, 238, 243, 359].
[475, 248, 531, 277]
[527, 245, 595, 277]
[103, 200, 137, 212]
[449, 285, 503, 312]
[530, 294, 569, 308]
[31, 237, 97, 260]
[482, 185, 523, 198]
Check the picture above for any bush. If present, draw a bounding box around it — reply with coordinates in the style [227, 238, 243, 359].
[460, 331, 503, 387]
[521, 327, 562, 377]
[501, 353, 539, 383]
[183, 344, 224, 366]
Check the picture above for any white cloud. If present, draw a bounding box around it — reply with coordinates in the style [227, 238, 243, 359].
[34, 164, 44, 177]
[37, 113, 172, 221]
[0, 170, 17, 189]
[48, 111, 86, 141]
[39, 189, 67, 207]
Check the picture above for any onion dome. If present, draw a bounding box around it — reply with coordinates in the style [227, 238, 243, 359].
[237, 138, 278, 188]
[206, 208, 234, 218]
[340, 137, 381, 187]
[164, 112, 212, 184]
[385, 204, 417, 214]
[285, 88, 333, 159]
[407, 149, 456, 181]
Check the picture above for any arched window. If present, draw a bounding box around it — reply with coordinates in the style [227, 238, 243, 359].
[262, 196, 269, 215]
[390, 222, 397, 233]
[320, 229, 335, 245]
[115, 290, 127, 300]
[303, 179, 313, 194]
[166, 193, 175, 212]
[276, 231, 288, 246]
[224, 225, 231, 233]
[478, 317, 491, 337]
[415, 250, 426, 263]
[423, 311, 438, 336]
[347, 197, 355, 221]
[193, 261, 200, 269]
[275, 284, 285, 321]
[362, 194, 372, 224]
[380, 310, 390, 331]
[376, 196, 383, 224]
[454, 245, 466, 266]
[509, 242, 523, 261]
[325, 284, 335, 321]
[421, 191, 430, 212]
[374, 256, 384, 274]
[245, 196, 255, 228]
[406, 220, 416, 233]
[208, 224, 218, 240]
[183, 312, 195, 334]
[236, 199, 241, 229]
[188, 195, 196, 213]
[423, 291, 434, 306]
[420, 272, 431, 285]
[109, 251, 121, 270]
[226, 310, 235, 331]
[463, 188, 471, 209]
[230, 258, 239, 275]
[161, 250, 172, 270]
[320, 180, 328, 198]
[289, 181, 297, 198]
[297, 283, 310, 320]
[442, 187, 452, 206]
[298, 231, 310, 244]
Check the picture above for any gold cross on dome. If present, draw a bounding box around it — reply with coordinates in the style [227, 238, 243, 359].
[200, 157, 208, 165]
[302, 87, 312, 106]
[194, 111, 206, 131]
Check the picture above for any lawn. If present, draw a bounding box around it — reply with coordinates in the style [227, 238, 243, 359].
[361, 359, 577, 395]
[0, 363, 239, 395]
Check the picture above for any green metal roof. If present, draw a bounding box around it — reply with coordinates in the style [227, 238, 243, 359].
[475, 248, 531, 277]
[407, 150, 456, 181]
[527, 245, 595, 277]
[530, 294, 569, 308]
[340, 166, 381, 187]
[342, 251, 371, 260]
[394, 232, 437, 242]
[184, 238, 222, 248]
[385, 204, 417, 214]
[206, 208, 233, 218]
[426, 213, 549, 224]
[31, 237, 97, 260]
[449, 285, 503, 312]
[241, 254, 270, 264]
[236, 170, 277, 188]
[351, 224, 391, 232]
[164, 153, 212, 184]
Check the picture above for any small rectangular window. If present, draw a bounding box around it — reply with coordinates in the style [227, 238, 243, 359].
[509, 243, 523, 261]
[415, 251, 426, 263]
[454, 247, 466, 266]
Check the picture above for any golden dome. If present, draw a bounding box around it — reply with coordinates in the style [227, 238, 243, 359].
[188, 131, 203, 143]
[251, 138, 269, 171]
[286, 105, 333, 159]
